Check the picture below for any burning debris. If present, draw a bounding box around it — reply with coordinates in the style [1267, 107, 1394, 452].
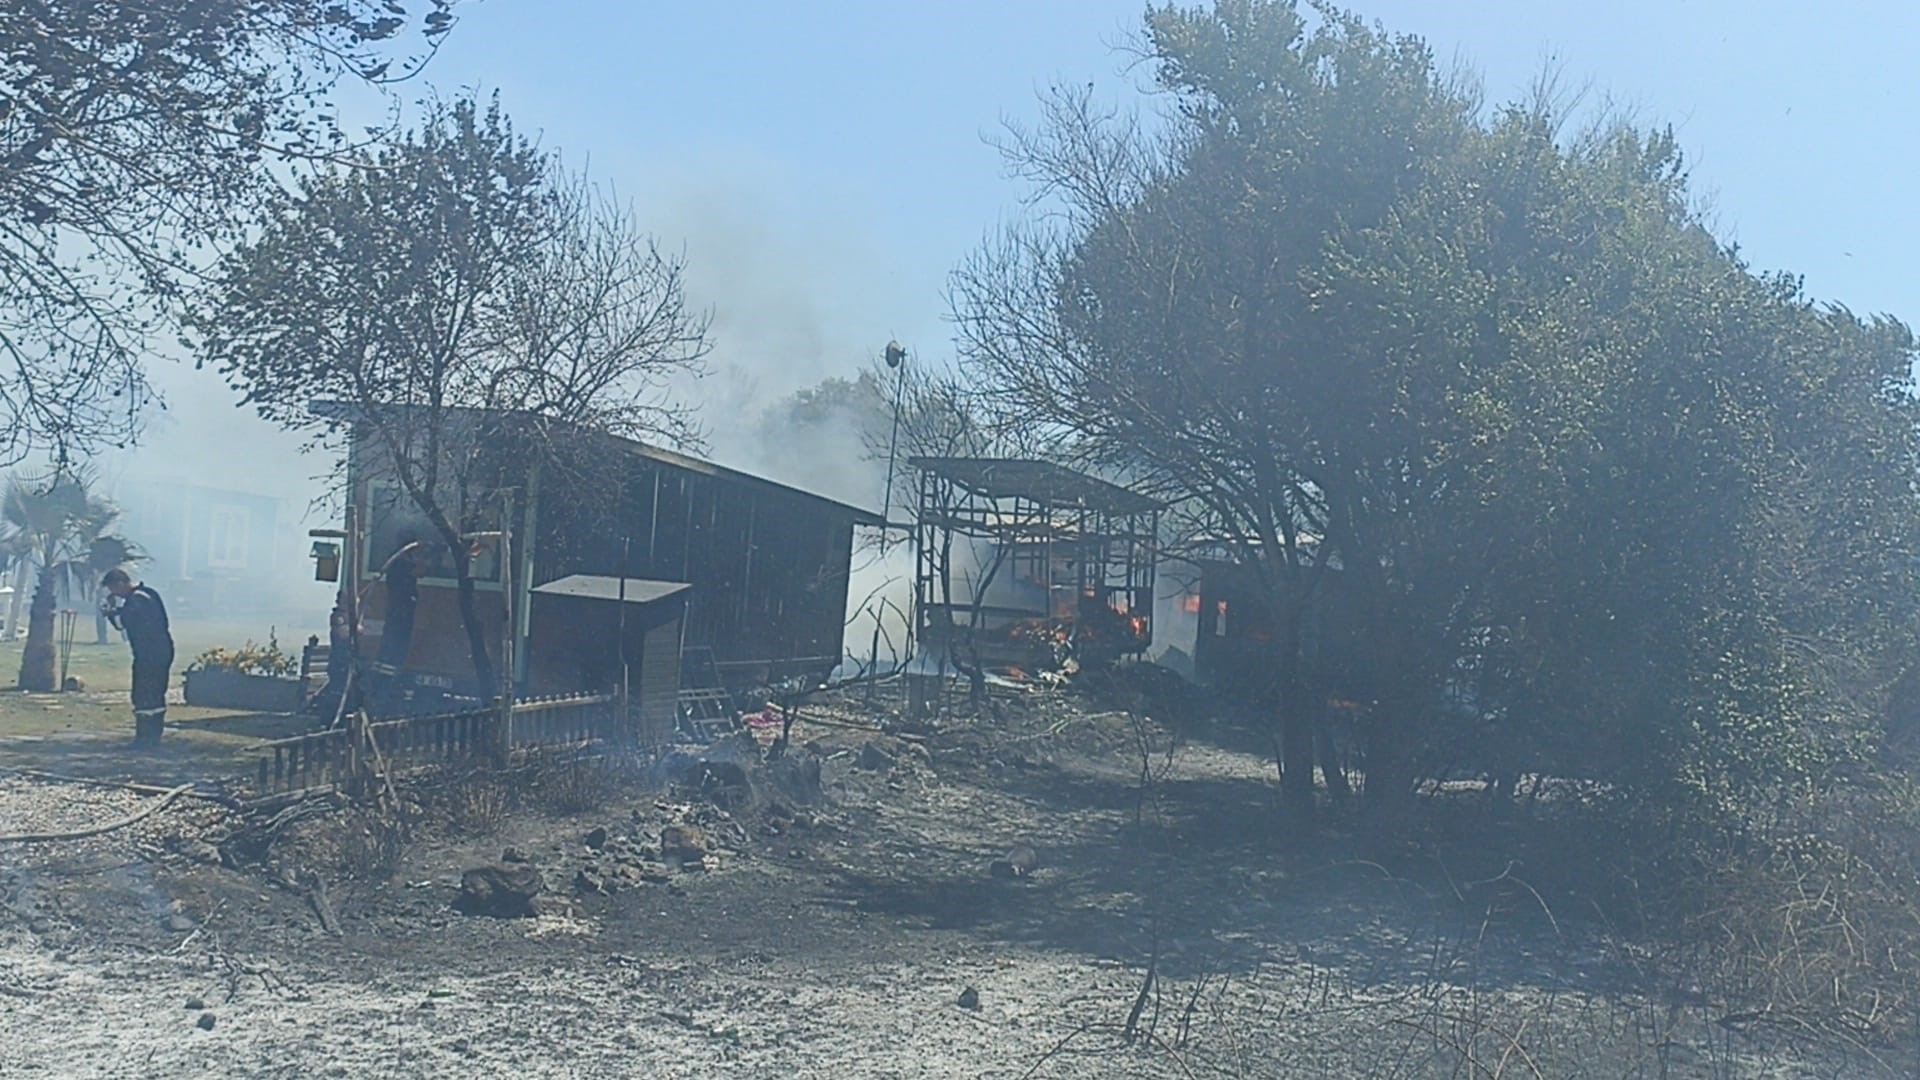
[909, 456, 1161, 689]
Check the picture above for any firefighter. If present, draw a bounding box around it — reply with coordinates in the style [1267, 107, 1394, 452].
[369, 536, 423, 713]
[102, 568, 174, 747]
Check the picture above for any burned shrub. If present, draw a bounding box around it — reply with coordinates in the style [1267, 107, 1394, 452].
[442, 771, 515, 837]
[338, 806, 410, 883]
[530, 757, 622, 816]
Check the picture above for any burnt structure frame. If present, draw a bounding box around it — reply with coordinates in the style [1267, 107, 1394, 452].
[909, 456, 1160, 665]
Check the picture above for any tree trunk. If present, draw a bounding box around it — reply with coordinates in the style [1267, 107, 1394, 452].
[1317, 706, 1354, 802]
[425, 507, 496, 702]
[1278, 693, 1316, 821]
[17, 567, 58, 692]
[454, 567, 496, 701]
[1362, 683, 1418, 815]
[1274, 632, 1316, 822]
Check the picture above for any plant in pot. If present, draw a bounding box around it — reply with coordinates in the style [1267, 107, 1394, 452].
[184, 632, 304, 712]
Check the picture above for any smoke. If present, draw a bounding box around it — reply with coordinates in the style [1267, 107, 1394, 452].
[733, 370, 914, 676]
[619, 173, 940, 675]
[62, 168, 938, 663]
[85, 358, 338, 634]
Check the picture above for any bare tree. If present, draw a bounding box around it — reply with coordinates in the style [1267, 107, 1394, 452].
[482, 174, 710, 454]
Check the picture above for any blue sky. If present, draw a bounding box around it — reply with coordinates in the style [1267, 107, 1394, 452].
[127, 0, 1920, 536]
[401, 0, 1917, 402]
[101, 0, 1915, 620]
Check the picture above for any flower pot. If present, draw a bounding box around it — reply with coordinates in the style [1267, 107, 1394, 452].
[183, 668, 304, 713]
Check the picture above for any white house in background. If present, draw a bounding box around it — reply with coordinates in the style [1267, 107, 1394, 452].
[109, 477, 293, 617]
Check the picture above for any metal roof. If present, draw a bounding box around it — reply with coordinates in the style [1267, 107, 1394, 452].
[530, 575, 691, 606]
[311, 400, 884, 525]
[908, 457, 1161, 516]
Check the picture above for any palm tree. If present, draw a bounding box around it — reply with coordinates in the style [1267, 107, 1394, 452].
[1, 470, 141, 691]
[77, 534, 144, 644]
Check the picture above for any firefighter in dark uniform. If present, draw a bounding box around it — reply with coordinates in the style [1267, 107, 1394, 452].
[370, 536, 423, 713]
[103, 568, 174, 746]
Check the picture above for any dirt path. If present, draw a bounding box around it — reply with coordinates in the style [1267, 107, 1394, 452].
[1, 698, 1905, 1077]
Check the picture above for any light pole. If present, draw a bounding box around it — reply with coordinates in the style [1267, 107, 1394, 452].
[866, 341, 909, 704]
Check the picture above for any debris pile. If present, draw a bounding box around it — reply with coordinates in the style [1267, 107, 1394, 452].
[455, 862, 544, 918]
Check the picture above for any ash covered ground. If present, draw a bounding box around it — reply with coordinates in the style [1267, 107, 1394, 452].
[0, 682, 1900, 1078]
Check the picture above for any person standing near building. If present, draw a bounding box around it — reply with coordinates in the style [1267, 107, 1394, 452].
[103, 568, 174, 746]
[369, 535, 423, 713]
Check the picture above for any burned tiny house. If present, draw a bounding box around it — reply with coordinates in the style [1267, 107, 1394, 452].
[325, 405, 880, 729]
[909, 456, 1160, 674]
[1184, 556, 1369, 698]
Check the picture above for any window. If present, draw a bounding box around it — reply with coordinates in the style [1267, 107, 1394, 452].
[207, 507, 249, 569]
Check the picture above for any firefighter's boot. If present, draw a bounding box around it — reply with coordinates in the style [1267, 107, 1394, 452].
[133, 709, 165, 747]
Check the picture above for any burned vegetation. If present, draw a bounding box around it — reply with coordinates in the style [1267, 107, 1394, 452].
[7, 1, 1920, 1078]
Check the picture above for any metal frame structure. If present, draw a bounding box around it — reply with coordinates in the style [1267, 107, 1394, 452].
[909, 457, 1160, 669]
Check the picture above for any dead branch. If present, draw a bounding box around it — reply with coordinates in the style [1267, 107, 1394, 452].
[305, 872, 343, 937]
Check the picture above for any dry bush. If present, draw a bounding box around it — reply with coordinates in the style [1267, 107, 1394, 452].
[528, 755, 624, 816]
[1677, 781, 1920, 1046]
[338, 806, 409, 882]
[442, 771, 515, 837]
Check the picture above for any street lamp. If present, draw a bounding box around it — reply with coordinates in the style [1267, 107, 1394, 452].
[866, 342, 909, 701]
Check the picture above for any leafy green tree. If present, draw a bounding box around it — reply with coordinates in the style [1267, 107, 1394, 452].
[1, 469, 140, 691]
[954, 1, 1476, 815]
[954, 0, 1920, 824]
[0, 0, 456, 468]
[1312, 100, 1920, 816]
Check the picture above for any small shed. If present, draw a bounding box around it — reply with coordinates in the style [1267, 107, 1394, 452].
[527, 575, 689, 745]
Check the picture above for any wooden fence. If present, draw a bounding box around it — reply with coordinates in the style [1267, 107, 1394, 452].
[251, 692, 621, 799]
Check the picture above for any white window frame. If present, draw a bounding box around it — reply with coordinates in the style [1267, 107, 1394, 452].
[207, 506, 250, 569]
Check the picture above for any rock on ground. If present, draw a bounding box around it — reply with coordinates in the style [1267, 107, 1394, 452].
[455, 864, 544, 918]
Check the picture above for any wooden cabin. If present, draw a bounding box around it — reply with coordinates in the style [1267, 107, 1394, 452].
[326, 405, 882, 724]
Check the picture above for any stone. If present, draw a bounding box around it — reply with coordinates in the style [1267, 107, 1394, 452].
[501, 847, 529, 864]
[574, 868, 607, 896]
[455, 864, 544, 918]
[165, 914, 196, 933]
[185, 997, 206, 1011]
[858, 742, 896, 772]
[702, 729, 761, 768]
[989, 844, 1039, 880]
[765, 752, 824, 806]
[659, 825, 711, 862]
[196, 1012, 217, 1031]
[957, 987, 981, 1011]
[584, 826, 609, 851]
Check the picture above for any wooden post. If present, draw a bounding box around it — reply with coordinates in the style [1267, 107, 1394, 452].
[345, 710, 365, 798]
